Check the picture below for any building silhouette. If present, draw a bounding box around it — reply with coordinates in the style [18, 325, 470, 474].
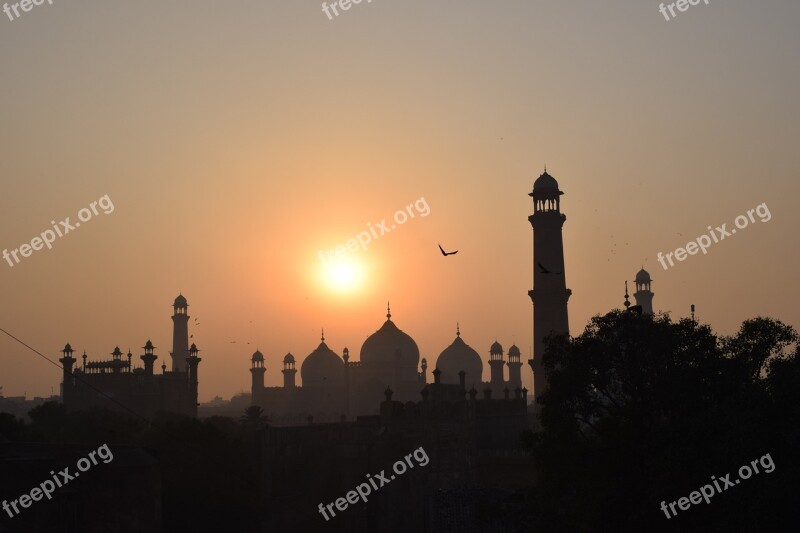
[527, 169, 571, 401]
[59, 294, 201, 418]
[249, 312, 528, 423]
[633, 267, 655, 315]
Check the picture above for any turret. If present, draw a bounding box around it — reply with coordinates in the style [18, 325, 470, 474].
[507, 344, 523, 390]
[140, 340, 158, 376]
[282, 352, 297, 388]
[489, 340, 505, 394]
[251, 350, 266, 402]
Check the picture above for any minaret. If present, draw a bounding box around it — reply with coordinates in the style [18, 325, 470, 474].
[489, 340, 505, 395]
[251, 350, 266, 403]
[282, 352, 297, 388]
[186, 343, 201, 417]
[171, 294, 190, 372]
[528, 169, 571, 402]
[633, 268, 654, 315]
[507, 344, 523, 390]
[141, 340, 158, 375]
[59, 343, 76, 405]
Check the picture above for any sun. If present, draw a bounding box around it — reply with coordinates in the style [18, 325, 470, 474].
[321, 257, 364, 293]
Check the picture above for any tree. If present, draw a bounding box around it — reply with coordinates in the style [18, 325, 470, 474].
[240, 405, 269, 431]
[523, 310, 800, 531]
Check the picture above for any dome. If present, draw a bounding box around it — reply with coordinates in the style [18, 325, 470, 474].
[174, 294, 188, 307]
[301, 341, 344, 387]
[508, 345, 521, 357]
[283, 352, 295, 364]
[533, 170, 559, 191]
[360, 309, 419, 369]
[490, 341, 503, 355]
[436, 333, 483, 385]
[252, 350, 264, 362]
[635, 268, 651, 284]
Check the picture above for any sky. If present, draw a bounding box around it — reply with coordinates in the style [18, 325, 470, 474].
[1, 1, 798, 401]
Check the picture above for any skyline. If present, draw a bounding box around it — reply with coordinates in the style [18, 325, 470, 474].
[1, 1, 799, 402]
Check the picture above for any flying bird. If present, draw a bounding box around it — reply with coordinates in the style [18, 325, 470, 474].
[438, 244, 458, 256]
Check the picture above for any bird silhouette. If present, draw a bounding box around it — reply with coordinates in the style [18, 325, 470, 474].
[537, 262, 562, 275]
[438, 244, 458, 256]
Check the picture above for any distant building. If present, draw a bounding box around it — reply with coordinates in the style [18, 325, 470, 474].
[0, 395, 60, 421]
[59, 294, 201, 418]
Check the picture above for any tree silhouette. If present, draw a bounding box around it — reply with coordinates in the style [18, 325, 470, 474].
[523, 310, 800, 531]
[240, 405, 269, 431]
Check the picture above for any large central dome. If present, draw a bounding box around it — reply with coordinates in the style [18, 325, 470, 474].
[360, 306, 419, 368]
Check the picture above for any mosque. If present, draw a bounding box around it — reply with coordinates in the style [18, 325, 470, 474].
[58, 294, 201, 418]
[250, 307, 528, 423]
[251, 169, 656, 423]
[54, 169, 655, 424]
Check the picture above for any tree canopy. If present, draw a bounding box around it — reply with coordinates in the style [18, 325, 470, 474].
[524, 310, 799, 531]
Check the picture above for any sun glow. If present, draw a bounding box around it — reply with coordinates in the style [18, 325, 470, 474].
[321, 257, 364, 293]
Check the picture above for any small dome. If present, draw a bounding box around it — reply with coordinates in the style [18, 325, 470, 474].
[533, 170, 559, 191]
[283, 352, 295, 364]
[63, 343, 73, 352]
[144, 340, 155, 350]
[252, 350, 264, 362]
[436, 333, 483, 385]
[301, 341, 344, 388]
[508, 345, 521, 357]
[635, 268, 651, 284]
[490, 341, 503, 355]
[174, 294, 188, 307]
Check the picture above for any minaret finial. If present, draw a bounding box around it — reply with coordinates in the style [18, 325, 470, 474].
[386, 301, 391, 320]
[544, 164, 547, 172]
[691, 304, 696, 321]
[624, 281, 631, 309]
[321, 328, 325, 342]
[456, 322, 460, 337]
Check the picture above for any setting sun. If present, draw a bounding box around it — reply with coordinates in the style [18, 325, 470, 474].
[322, 257, 364, 293]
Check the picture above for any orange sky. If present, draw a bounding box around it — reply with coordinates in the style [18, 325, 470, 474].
[1, 1, 798, 401]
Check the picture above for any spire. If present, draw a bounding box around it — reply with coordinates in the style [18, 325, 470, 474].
[386, 301, 391, 320]
[321, 328, 325, 342]
[456, 322, 460, 337]
[624, 281, 630, 309]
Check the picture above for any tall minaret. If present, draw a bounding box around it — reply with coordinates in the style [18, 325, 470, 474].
[527, 169, 571, 402]
[59, 343, 76, 405]
[633, 268, 654, 315]
[171, 294, 190, 372]
[186, 343, 202, 417]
